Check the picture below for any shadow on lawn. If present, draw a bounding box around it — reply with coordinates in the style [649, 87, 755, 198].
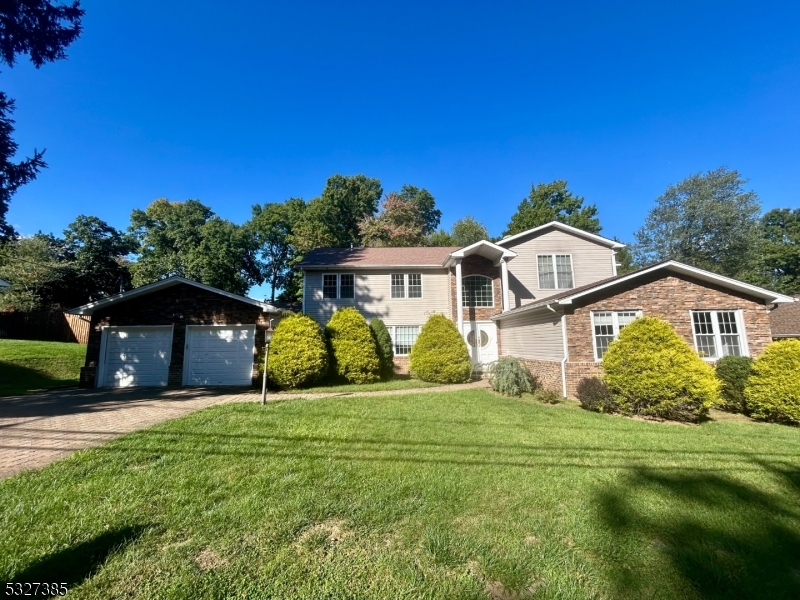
[595, 464, 800, 599]
[9, 525, 148, 588]
[0, 361, 77, 397]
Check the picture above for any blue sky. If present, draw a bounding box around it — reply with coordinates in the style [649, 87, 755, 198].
[4, 1, 800, 299]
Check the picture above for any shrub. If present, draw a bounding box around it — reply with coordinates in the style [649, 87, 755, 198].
[266, 315, 328, 388]
[602, 317, 720, 423]
[370, 318, 395, 380]
[325, 308, 380, 384]
[745, 339, 800, 425]
[532, 387, 562, 404]
[410, 314, 472, 384]
[488, 357, 537, 396]
[576, 377, 617, 413]
[715, 355, 754, 414]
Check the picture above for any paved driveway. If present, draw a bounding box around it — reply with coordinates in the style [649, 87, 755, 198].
[0, 387, 257, 479]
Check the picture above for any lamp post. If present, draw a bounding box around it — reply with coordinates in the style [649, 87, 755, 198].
[261, 321, 274, 406]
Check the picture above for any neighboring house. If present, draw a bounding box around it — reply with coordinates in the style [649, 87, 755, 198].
[69, 277, 278, 388]
[300, 221, 796, 396]
[770, 295, 800, 340]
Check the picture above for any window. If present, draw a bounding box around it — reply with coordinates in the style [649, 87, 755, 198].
[390, 274, 423, 299]
[462, 275, 494, 307]
[323, 274, 338, 299]
[389, 325, 420, 355]
[538, 254, 574, 290]
[691, 311, 745, 359]
[591, 310, 641, 360]
[322, 273, 354, 299]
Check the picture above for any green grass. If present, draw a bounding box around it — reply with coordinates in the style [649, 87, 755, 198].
[1, 390, 799, 599]
[280, 375, 439, 395]
[0, 339, 86, 396]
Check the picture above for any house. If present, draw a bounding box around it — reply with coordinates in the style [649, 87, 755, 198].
[770, 295, 800, 340]
[69, 277, 279, 388]
[299, 221, 796, 396]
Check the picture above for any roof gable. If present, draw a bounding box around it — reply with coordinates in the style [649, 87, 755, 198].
[496, 221, 625, 249]
[299, 246, 460, 268]
[68, 276, 277, 315]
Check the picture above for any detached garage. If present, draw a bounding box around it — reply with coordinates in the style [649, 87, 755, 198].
[69, 277, 279, 388]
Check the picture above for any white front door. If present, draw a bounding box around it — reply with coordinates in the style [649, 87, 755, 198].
[101, 326, 173, 387]
[464, 321, 498, 369]
[184, 325, 256, 386]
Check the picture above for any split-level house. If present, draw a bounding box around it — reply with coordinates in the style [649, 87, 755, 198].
[300, 221, 796, 397]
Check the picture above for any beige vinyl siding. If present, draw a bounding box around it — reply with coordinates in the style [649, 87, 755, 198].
[503, 229, 616, 308]
[498, 309, 565, 361]
[304, 269, 451, 327]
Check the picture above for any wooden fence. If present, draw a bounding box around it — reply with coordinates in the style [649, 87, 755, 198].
[0, 311, 90, 344]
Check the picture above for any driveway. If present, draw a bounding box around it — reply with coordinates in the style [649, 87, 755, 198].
[0, 387, 257, 479]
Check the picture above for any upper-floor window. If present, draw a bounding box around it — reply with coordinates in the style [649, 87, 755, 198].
[538, 254, 574, 290]
[691, 310, 745, 359]
[322, 273, 354, 299]
[391, 273, 423, 299]
[592, 310, 641, 360]
[462, 275, 494, 307]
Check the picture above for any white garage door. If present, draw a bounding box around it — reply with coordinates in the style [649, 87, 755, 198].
[184, 325, 256, 386]
[101, 326, 173, 387]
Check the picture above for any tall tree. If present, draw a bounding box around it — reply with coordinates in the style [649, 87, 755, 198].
[427, 216, 491, 247]
[248, 199, 301, 301]
[0, 233, 68, 310]
[396, 184, 441, 235]
[310, 174, 382, 248]
[633, 167, 763, 280]
[61, 215, 134, 304]
[188, 217, 260, 296]
[359, 193, 428, 247]
[504, 180, 601, 237]
[762, 208, 800, 294]
[0, 1, 84, 242]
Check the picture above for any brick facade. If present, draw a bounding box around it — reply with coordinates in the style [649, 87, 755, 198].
[82, 283, 273, 388]
[519, 359, 563, 393]
[449, 255, 503, 322]
[393, 356, 410, 375]
[564, 362, 604, 398]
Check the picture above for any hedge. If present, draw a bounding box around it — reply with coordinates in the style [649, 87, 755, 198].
[265, 315, 328, 388]
[410, 314, 472, 384]
[325, 308, 380, 384]
[370, 318, 395, 380]
[715, 355, 754, 414]
[745, 339, 800, 425]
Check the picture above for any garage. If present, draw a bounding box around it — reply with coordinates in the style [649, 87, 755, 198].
[183, 325, 256, 386]
[100, 326, 173, 388]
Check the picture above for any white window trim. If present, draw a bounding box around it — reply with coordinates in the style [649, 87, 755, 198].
[461, 274, 494, 308]
[322, 273, 355, 300]
[390, 273, 423, 300]
[689, 309, 749, 360]
[388, 325, 421, 356]
[537, 253, 574, 290]
[590, 310, 642, 362]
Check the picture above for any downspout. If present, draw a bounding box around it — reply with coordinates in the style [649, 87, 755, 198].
[547, 304, 569, 398]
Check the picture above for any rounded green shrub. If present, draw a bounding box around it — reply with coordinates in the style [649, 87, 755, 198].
[602, 316, 720, 422]
[325, 308, 380, 384]
[715, 355, 754, 414]
[266, 314, 328, 388]
[370, 318, 395, 380]
[488, 357, 537, 397]
[745, 339, 800, 425]
[409, 314, 472, 384]
[576, 377, 618, 413]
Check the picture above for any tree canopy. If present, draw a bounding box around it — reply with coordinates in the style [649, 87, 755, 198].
[359, 192, 428, 247]
[504, 180, 601, 237]
[0, 0, 84, 242]
[633, 167, 763, 281]
[396, 185, 441, 235]
[247, 200, 301, 301]
[762, 207, 800, 294]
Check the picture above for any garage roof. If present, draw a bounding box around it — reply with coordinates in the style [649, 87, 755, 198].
[770, 295, 800, 337]
[67, 276, 278, 316]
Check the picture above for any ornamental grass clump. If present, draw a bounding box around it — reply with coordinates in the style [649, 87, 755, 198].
[602, 316, 720, 422]
[369, 318, 395, 380]
[488, 357, 537, 397]
[715, 355, 754, 414]
[266, 315, 328, 388]
[325, 308, 380, 384]
[745, 339, 800, 425]
[410, 314, 472, 384]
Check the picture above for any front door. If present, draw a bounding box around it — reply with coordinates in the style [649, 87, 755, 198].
[464, 321, 498, 370]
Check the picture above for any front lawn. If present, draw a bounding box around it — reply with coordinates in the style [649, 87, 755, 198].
[0, 339, 86, 397]
[280, 375, 439, 395]
[1, 390, 799, 599]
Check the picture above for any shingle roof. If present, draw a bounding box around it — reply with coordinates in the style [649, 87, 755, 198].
[298, 246, 461, 268]
[770, 296, 800, 337]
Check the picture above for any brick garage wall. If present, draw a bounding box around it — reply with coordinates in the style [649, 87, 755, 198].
[514, 358, 562, 393]
[564, 272, 773, 363]
[450, 255, 503, 322]
[82, 283, 274, 388]
[565, 362, 604, 399]
[393, 356, 410, 375]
